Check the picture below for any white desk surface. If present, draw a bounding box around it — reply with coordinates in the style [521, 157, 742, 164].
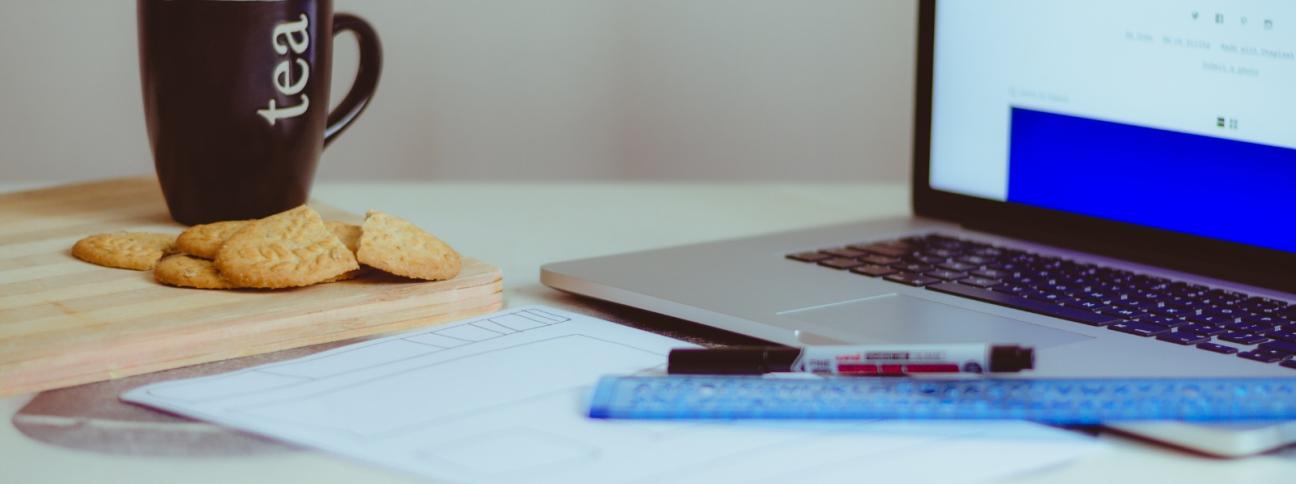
[2, 180, 1294, 483]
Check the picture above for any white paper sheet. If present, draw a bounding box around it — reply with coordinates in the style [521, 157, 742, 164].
[122, 306, 1100, 484]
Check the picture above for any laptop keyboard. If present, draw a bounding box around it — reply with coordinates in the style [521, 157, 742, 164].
[787, 234, 1296, 369]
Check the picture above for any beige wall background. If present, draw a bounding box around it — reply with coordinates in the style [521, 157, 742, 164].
[0, 0, 916, 182]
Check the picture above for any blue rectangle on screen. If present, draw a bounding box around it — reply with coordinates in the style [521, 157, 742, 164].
[1006, 107, 1295, 253]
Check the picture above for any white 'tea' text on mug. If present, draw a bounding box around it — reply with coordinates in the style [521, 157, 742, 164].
[257, 14, 312, 126]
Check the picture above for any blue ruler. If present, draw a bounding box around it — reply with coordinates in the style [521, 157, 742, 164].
[588, 376, 1296, 423]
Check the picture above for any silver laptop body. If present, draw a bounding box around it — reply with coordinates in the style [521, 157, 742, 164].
[544, 0, 1296, 457]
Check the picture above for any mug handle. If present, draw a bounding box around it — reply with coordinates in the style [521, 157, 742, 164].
[324, 13, 382, 147]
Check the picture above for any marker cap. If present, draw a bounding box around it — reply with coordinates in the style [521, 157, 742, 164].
[668, 347, 800, 374]
[989, 345, 1034, 372]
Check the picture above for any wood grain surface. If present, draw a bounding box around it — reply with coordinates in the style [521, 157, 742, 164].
[0, 178, 504, 396]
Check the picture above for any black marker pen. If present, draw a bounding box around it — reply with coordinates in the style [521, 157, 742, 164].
[668, 344, 1033, 375]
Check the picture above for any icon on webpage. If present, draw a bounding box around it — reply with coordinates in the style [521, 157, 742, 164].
[1264, 19, 1274, 30]
[1215, 13, 1224, 24]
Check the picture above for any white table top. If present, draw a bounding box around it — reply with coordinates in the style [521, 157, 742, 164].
[2, 180, 1293, 483]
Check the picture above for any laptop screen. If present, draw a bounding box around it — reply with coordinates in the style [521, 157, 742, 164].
[928, 0, 1295, 253]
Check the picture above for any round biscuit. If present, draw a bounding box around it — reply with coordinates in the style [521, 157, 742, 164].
[154, 254, 238, 289]
[356, 210, 461, 281]
[72, 232, 176, 271]
[214, 206, 360, 289]
[176, 220, 251, 259]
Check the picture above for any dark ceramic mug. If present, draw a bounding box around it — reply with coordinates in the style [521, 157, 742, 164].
[138, 0, 382, 225]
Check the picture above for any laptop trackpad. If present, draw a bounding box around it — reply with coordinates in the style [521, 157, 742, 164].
[783, 294, 1091, 348]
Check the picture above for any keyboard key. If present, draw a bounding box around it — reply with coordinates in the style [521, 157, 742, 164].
[850, 265, 897, 277]
[1071, 300, 1105, 311]
[1250, 302, 1293, 316]
[926, 282, 1120, 326]
[818, 258, 864, 270]
[925, 270, 969, 281]
[1238, 350, 1289, 364]
[1208, 289, 1247, 301]
[957, 277, 1001, 288]
[970, 268, 1006, 279]
[1241, 315, 1282, 328]
[891, 262, 933, 273]
[1197, 342, 1239, 354]
[1265, 330, 1296, 344]
[1281, 360, 1296, 371]
[1191, 314, 1239, 326]
[1020, 290, 1063, 304]
[937, 261, 977, 272]
[1219, 331, 1269, 346]
[1180, 323, 1225, 336]
[1224, 322, 1269, 334]
[787, 252, 831, 262]
[909, 254, 947, 264]
[989, 283, 1029, 294]
[860, 254, 899, 266]
[1239, 299, 1277, 312]
[958, 255, 994, 265]
[1101, 307, 1142, 319]
[1156, 331, 1211, 345]
[822, 248, 868, 258]
[850, 244, 910, 258]
[1049, 296, 1090, 308]
[1118, 298, 1154, 310]
[1128, 315, 1187, 328]
[1143, 310, 1188, 322]
[1080, 291, 1113, 302]
[1257, 340, 1296, 355]
[1206, 306, 1246, 318]
[1109, 322, 1170, 337]
[884, 272, 941, 287]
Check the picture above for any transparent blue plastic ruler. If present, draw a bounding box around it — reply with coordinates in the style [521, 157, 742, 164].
[588, 376, 1296, 423]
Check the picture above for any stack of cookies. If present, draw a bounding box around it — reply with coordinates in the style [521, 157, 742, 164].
[71, 206, 461, 290]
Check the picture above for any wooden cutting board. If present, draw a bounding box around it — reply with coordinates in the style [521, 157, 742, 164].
[0, 178, 504, 396]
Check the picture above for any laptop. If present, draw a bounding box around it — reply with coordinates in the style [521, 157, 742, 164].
[542, 0, 1296, 456]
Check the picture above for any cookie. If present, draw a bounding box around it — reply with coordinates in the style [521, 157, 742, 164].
[356, 211, 461, 281]
[326, 221, 362, 254]
[176, 220, 251, 259]
[72, 232, 176, 271]
[215, 205, 360, 289]
[154, 254, 237, 289]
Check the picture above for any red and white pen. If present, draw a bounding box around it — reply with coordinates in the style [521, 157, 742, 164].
[668, 343, 1034, 375]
